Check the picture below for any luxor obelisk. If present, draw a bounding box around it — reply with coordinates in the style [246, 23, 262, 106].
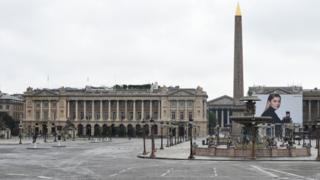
[233, 3, 244, 105]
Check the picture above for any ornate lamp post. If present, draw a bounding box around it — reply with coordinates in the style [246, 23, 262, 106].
[19, 120, 23, 144]
[316, 120, 320, 161]
[150, 119, 156, 158]
[43, 122, 47, 143]
[166, 122, 169, 147]
[188, 118, 194, 159]
[142, 119, 147, 155]
[72, 127, 76, 141]
[53, 113, 57, 142]
[160, 121, 164, 150]
[216, 125, 220, 146]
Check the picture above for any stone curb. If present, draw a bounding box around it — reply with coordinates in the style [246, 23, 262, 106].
[137, 154, 318, 161]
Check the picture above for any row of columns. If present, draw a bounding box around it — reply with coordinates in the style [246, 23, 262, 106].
[306, 100, 320, 121]
[68, 100, 160, 121]
[214, 109, 231, 127]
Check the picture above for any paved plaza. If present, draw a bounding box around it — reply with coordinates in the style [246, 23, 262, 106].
[0, 138, 320, 180]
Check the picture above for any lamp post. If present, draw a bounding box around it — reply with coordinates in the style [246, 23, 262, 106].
[150, 119, 156, 158]
[142, 119, 147, 155]
[166, 122, 170, 147]
[316, 120, 320, 161]
[19, 120, 22, 144]
[188, 118, 194, 159]
[216, 125, 220, 146]
[160, 121, 164, 150]
[53, 114, 57, 142]
[72, 128, 75, 141]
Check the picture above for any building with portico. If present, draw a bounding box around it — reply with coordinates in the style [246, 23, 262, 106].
[22, 83, 208, 137]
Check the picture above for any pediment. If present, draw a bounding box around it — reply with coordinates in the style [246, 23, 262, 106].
[264, 88, 292, 95]
[34, 89, 58, 96]
[208, 95, 233, 105]
[168, 90, 195, 97]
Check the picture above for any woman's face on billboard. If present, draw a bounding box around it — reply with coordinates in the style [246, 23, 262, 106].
[270, 97, 281, 109]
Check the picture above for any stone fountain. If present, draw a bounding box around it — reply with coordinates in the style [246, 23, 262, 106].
[229, 92, 273, 159]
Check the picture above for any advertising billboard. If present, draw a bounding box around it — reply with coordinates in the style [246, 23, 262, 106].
[254, 94, 303, 124]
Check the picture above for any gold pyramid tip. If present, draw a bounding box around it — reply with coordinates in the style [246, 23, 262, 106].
[236, 2, 241, 16]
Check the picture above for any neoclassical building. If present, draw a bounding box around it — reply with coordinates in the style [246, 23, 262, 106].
[303, 88, 320, 131]
[23, 84, 208, 137]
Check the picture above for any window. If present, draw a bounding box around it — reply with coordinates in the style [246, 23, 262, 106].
[171, 112, 176, 120]
[180, 112, 184, 120]
[188, 112, 193, 120]
[187, 100, 194, 108]
[0, 105, 2, 109]
[6, 105, 9, 110]
[129, 112, 133, 120]
[179, 101, 185, 108]
[80, 112, 84, 119]
[112, 112, 116, 120]
[120, 112, 125, 120]
[170, 101, 177, 108]
[137, 112, 141, 120]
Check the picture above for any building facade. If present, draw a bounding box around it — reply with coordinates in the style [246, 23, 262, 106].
[23, 84, 208, 137]
[0, 92, 24, 121]
[303, 88, 320, 131]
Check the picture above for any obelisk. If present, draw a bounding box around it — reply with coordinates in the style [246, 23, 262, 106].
[233, 3, 244, 105]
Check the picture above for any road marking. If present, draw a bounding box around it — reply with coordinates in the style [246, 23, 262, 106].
[109, 173, 118, 177]
[250, 165, 279, 178]
[7, 173, 28, 176]
[161, 168, 173, 177]
[213, 167, 218, 177]
[109, 167, 132, 177]
[262, 167, 314, 180]
[37, 176, 53, 179]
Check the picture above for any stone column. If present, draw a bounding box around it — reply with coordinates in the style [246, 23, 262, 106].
[215, 109, 218, 125]
[100, 100, 103, 120]
[84, 100, 87, 120]
[158, 100, 161, 120]
[184, 100, 187, 121]
[108, 100, 111, 121]
[125, 100, 128, 121]
[204, 100, 207, 119]
[40, 101, 43, 121]
[221, 110, 224, 127]
[116, 100, 119, 120]
[150, 100, 152, 119]
[308, 100, 312, 121]
[48, 100, 51, 120]
[75, 100, 78, 121]
[32, 101, 35, 121]
[317, 100, 320, 118]
[176, 100, 179, 120]
[92, 100, 95, 120]
[133, 100, 136, 120]
[141, 100, 144, 120]
[67, 100, 70, 119]
[227, 109, 230, 125]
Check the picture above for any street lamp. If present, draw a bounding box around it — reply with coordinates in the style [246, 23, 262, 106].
[166, 122, 169, 147]
[19, 120, 23, 144]
[72, 127, 75, 141]
[188, 118, 194, 159]
[316, 120, 320, 161]
[150, 119, 156, 158]
[53, 113, 57, 142]
[142, 119, 147, 155]
[43, 122, 47, 143]
[216, 125, 220, 146]
[160, 121, 164, 150]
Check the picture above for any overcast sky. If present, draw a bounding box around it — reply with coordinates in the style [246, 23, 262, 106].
[0, 0, 319, 99]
